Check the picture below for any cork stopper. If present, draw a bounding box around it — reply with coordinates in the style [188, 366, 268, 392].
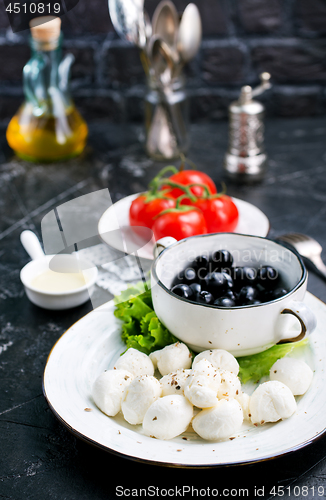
[30, 16, 61, 43]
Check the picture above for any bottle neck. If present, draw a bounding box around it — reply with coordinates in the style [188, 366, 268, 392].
[24, 33, 73, 117]
[30, 34, 62, 88]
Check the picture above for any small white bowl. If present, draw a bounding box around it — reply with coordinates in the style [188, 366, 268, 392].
[151, 233, 317, 356]
[20, 254, 98, 310]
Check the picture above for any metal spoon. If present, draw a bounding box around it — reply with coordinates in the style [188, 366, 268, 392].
[150, 35, 178, 85]
[177, 3, 202, 63]
[277, 233, 326, 281]
[108, 0, 141, 46]
[147, 36, 177, 157]
[137, 9, 152, 50]
[152, 0, 179, 49]
[149, 36, 187, 154]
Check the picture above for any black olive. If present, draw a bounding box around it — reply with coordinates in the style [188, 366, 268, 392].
[258, 266, 279, 289]
[211, 250, 233, 269]
[232, 266, 257, 288]
[190, 255, 209, 272]
[237, 286, 258, 305]
[221, 267, 232, 275]
[214, 296, 236, 307]
[183, 267, 197, 284]
[263, 287, 288, 302]
[224, 289, 237, 301]
[273, 288, 288, 299]
[189, 282, 201, 296]
[171, 267, 197, 287]
[222, 271, 234, 289]
[256, 283, 266, 294]
[196, 290, 214, 305]
[204, 272, 228, 295]
[194, 259, 211, 281]
[171, 284, 194, 299]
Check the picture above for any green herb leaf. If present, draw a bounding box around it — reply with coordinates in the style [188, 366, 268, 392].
[237, 339, 309, 384]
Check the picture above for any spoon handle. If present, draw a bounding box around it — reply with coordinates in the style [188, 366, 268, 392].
[20, 230, 45, 260]
[309, 254, 326, 279]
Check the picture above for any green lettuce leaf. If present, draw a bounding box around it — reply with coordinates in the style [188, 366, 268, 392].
[114, 283, 177, 355]
[237, 338, 309, 384]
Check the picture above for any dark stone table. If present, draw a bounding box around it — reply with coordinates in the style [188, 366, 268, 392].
[1, 117, 326, 499]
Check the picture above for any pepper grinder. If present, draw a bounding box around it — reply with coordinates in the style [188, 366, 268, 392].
[224, 72, 271, 182]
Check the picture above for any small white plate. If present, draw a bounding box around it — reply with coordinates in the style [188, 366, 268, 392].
[98, 194, 270, 260]
[43, 292, 326, 468]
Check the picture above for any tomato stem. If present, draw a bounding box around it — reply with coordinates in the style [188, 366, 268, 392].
[211, 181, 227, 198]
[176, 194, 189, 209]
[186, 182, 227, 199]
[148, 165, 179, 193]
[153, 195, 198, 218]
[154, 178, 197, 202]
[143, 189, 173, 204]
[186, 183, 211, 198]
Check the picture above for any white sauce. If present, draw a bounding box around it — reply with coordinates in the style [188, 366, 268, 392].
[31, 269, 87, 292]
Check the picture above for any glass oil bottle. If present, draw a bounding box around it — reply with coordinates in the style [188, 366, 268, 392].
[6, 16, 88, 162]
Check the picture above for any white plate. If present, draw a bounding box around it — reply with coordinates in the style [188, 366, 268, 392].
[43, 292, 326, 468]
[98, 194, 270, 260]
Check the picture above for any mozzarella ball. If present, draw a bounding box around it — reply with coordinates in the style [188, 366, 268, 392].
[184, 359, 221, 408]
[269, 357, 313, 396]
[217, 370, 242, 400]
[92, 369, 133, 417]
[193, 349, 239, 375]
[149, 342, 192, 376]
[142, 395, 193, 440]
[249, 380, 297, 425]
[235, 392, 251, 421]
[160, 369, 192, 396]
[192, 399, 244, 440]
[114, 348, 154, 377]
[121, 375, 162, 425]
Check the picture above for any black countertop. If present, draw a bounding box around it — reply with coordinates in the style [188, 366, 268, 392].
[1, 117, 326, 499]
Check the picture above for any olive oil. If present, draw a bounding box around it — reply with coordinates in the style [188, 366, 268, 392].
[7, 104, 87, 162]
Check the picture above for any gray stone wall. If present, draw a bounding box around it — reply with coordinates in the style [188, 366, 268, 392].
[1, 0, 326, 123]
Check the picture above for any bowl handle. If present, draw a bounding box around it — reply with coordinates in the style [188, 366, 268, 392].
[153, 237, 177, 259]
[277, 300, 317, 344]
[20, 230, 45, 260]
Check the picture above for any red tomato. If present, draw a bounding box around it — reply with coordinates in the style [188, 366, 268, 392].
[129, 194, 176, 233]
[129, 194, 148, 229]
[161, 170, 217, 203]
[194, 195, 239, 233]
[144, 196, 176, 227]
[152, 208, 207, 241]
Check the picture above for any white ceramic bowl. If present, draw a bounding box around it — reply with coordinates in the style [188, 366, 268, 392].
[151, 233, 317, 356]
[20, 254, 98, 310]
